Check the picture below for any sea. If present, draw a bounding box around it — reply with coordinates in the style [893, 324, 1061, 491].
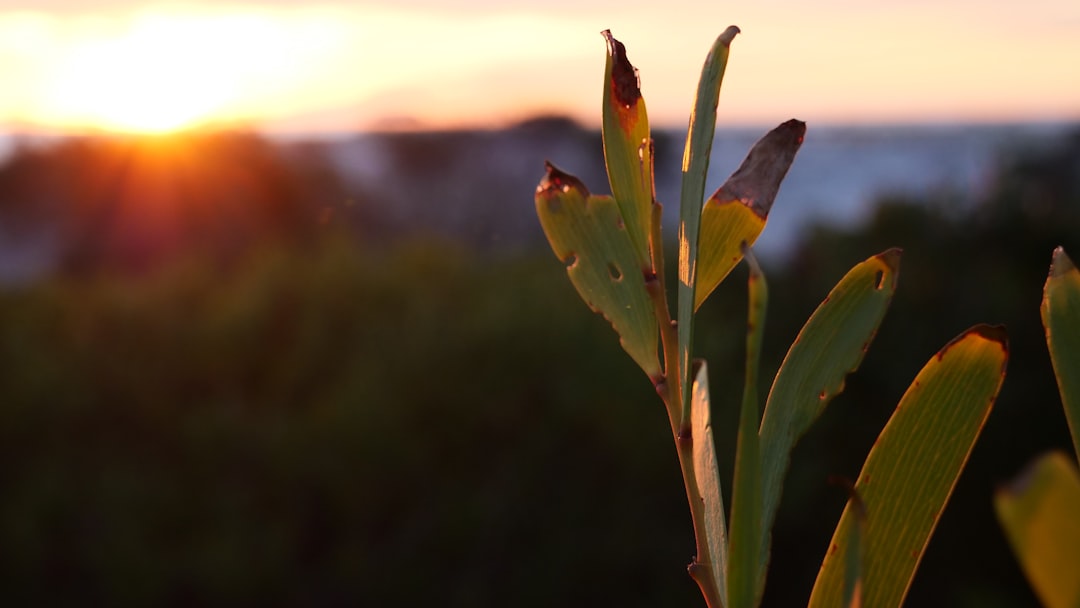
[659, 122, 1073, 258]
[0, 121, 1073, 284]
[319, 120, 1076, 260]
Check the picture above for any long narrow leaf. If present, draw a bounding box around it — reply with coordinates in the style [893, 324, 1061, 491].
[842, 489, 867, 608]
[676, 26, 739, 426]
[995, 451, 1080, 608]
[827, 478, 868, 608]
[757, 249, 899, 587]
[1042, 246, 1080, 459]
[726, 247, 766, 608]
[809, 325, 1008, 607]
[601, 30, 654, 268]
[690, 360, 728, 607]
[535, 163, 661, 378]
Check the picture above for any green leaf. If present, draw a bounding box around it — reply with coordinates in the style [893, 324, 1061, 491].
[601, 30, 654, 268]
[677, 26, 739, 429]
[695, 119, 805, 311]
[1042, 246, 1080, 459]
[726, 247, 766, 608]
[842, 489, 867, 608]
[757, 249, 900, 588]
[995, 451, 1080, 608]
[824, 479, 868, 608]
[535, 162, 661, 378]
[810, 325, 1009, 608]
[690, 360, 728, 608]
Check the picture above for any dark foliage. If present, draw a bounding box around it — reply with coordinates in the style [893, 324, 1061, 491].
[0, 133, 342, 276]
[0, 127, 1075, 606]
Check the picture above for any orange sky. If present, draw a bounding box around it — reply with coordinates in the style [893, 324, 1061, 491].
[0, 1, 1078, 134]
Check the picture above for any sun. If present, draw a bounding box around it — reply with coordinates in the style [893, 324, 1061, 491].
[46, 58, 230, 134]
[38, 14, 259, 134]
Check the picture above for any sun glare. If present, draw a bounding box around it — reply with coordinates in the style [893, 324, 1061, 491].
[33, 10, 353, 134]
[41, 18, 231, 133]
[1, 3, 1075, 134]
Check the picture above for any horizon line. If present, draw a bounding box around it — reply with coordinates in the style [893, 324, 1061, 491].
[0, 114, 1077, 142]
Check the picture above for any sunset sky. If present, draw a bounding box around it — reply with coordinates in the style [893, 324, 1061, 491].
[0, 0, 1077, 134]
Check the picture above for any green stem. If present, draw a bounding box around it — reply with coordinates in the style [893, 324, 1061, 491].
[679, 427, 724, 608]
[645, 201, 724, 608]
[647, 202, 681, 432]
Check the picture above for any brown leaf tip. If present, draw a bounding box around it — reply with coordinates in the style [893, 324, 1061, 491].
[719, 25, 741, 47]
[538, 161, 589, 197]
[970, 323, 1009, 349]
[939, 323, 1009, 361]
[715, 118, 807, 216]
[875, 247, 902, 275]
[602, 29, 640, 108]
[778, 118, 807, 146]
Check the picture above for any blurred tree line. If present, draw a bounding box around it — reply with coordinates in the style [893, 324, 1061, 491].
[0, 126, 1075, 605]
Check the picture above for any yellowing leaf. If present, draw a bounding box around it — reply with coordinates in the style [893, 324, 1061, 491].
[695, 119, 805, 310]
[1042, 246, 1080, 458]
[995, 451, 1080, 608]
[810, 325, 1008, 608]
[535, 163, 661, 378]
[696, 202, 765, 311]
[601, 30, 654, 268]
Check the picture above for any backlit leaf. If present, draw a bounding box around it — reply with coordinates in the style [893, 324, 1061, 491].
[757, 249, 899, 588]
[677, 26, 738, 430]
[535, 163, 661, 378]
[695, 119, 805, 310]
[690, 360, 728, 607]
[810, 325, 1008, 608]
[726, 248, 766, 608]
[602, 30, 654, 268]
[1042, 246, 1080, 458]
[995, 451, 1080, 608]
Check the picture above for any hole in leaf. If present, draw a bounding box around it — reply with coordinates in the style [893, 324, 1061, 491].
[563, 254, 578, 269]
[608, 262, 623, 281]
[874, 270, 885, 289]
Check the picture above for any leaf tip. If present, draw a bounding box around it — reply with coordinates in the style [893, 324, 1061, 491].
[719, 25, 741, 46]
[998, 453, 1045, 499]
[876, 247, 902, 273]
[939, 324, 1009, 367]
[716, 119, 806, 217]
[780, 118, 807, 145]
[970, 323, 1009, 350]
[602, 29, 641, 108]
[537, 161, 589, 198]
[1050, 246, 1075, 277]
[742, 242, 764, 279]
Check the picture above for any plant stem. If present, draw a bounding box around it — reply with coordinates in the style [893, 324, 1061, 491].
[678, 426, 724, 608]
[646, 201, 724, 608]
[647, 202, 681, 433]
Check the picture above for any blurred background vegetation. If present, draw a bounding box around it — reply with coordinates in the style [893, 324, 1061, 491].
[0, 123, 1076, 606]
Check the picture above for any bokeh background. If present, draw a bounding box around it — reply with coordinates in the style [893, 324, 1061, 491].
[0, 1, 1078, 606]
